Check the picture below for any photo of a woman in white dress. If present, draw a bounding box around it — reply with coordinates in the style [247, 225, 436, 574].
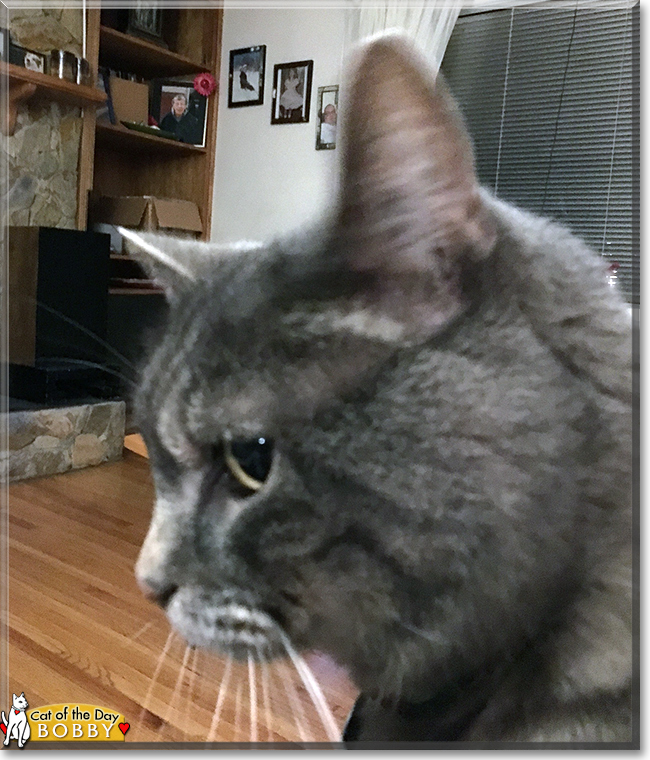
[279, 68, 304, 120]
[272, 60, 313, 124]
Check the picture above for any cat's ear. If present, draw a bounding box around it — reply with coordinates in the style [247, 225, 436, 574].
[335, 34, 497, 340]
[119, 227, 211, 299]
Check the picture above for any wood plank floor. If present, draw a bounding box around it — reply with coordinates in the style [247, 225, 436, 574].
[6, 447, 358, 745]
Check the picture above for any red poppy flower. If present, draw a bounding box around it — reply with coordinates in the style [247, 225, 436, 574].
[194, 72, 216, 97]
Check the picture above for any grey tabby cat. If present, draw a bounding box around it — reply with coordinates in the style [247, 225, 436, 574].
[124, 35, 633, 743]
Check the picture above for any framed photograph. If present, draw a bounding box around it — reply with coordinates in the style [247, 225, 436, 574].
[150, 80, 207, 146]
[0, 28, 9, 62]
[228, 45, 266, 108]
[271, 60, 313, 124]
[9, 42, 46, 73]
[97, 67, 116, 125]
[316, 85, 339, 150]
[127, 2, 166, 46]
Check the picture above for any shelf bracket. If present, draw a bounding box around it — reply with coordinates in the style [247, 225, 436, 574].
[1, 80, 38, 136]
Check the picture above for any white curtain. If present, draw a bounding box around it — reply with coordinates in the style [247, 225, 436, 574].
[344, 0, 463, 73]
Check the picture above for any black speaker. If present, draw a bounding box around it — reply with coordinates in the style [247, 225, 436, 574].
[7, 226, 114, 403]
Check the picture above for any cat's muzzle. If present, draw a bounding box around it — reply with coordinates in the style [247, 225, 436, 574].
[167, 586, 285, 660]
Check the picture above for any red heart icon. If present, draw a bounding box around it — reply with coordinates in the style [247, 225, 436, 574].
[118, 722, 130, 735]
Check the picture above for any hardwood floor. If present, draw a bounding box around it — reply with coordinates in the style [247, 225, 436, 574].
[6, 447, 358, 745]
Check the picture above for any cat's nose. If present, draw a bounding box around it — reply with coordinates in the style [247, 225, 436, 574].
[137, 576, 178, 609]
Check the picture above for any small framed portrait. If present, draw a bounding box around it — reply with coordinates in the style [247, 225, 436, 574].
[316, 85, 339, 150]
[0, 28, 9, 62]
[127, 2, 166, 46]
[228, 45, 266, 108]
[150, 80, 208, 146]
[271, 60, 313, 124]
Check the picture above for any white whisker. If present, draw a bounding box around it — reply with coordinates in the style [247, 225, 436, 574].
[44, 356, 137, 387]
[207, 656, 233, 743]
[183, 648, 200, 740]
[119, 225, 196, 280]
[279, 632, 340, 743]
[130, 620, 153, 641]
[137, 628, 175, 739]
[33, 298, 140, 373]
[248, 653, 258, 743]
[163, 644, 191, 734]
[390, 614, 444, 646]
[258, 648, 274, 742]
[277, 659, 313, 743]
[234, 678, 244, 743]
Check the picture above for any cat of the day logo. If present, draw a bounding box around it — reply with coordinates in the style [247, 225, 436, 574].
[1, 695, 129, 745]
[2, 693, 31, 748]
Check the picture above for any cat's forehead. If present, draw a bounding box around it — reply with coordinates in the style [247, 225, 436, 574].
[142, 265, 312, 443]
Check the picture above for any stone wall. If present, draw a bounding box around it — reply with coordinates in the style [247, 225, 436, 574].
[5, 401, 126, 482]
[9, 6, 83, 57]
[4, 6, 85, 228]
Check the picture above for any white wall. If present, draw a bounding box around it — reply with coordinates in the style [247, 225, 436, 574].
[210, 7, 347, 244]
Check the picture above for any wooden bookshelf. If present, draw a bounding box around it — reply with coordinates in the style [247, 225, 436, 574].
[85, 4, 221, 314]
[88, 7, 222, 240]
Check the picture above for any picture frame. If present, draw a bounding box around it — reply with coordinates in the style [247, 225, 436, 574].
[271, 59, 313, 124]
[97, 67, 116, 125]
[9, 42, 46, 73]
[149, 80, 208, 146]
[228, 45, 266, 108]
[315, 85, 339, 150]
[0, 28, 9, 62]
[127, 2, 166, 47]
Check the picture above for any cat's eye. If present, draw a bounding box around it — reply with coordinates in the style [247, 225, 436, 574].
[224, 437, 273, 492]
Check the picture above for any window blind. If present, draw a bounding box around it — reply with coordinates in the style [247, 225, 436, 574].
[441, 1, 638, 302]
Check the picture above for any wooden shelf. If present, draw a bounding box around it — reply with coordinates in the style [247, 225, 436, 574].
[1, 62, 107, 107]
[1, 61, 107, 135]
[99, 26, 208, 79]
[96, 121, 206, 154]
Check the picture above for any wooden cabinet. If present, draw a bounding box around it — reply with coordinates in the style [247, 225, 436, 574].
[81, 7, 223, 240]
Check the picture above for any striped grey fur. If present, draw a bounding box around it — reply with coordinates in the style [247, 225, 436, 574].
[126, 35, 633, 743]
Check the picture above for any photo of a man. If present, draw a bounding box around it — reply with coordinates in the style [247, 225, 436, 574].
[316, 85, 339, 149]
[319, 103, 337, 145]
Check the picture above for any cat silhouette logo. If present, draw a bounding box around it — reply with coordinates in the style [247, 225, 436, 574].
[1, 692, 31, 748]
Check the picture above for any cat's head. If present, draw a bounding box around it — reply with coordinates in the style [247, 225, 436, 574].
[124, 36, 571, 699]
[12, 694, 28, 711]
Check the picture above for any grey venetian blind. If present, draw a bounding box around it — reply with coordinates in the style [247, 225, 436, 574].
[441, 1, 638, 302]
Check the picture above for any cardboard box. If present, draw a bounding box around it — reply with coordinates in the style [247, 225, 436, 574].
[92, 195, 204, 237]
[109, 76, 149, 124]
